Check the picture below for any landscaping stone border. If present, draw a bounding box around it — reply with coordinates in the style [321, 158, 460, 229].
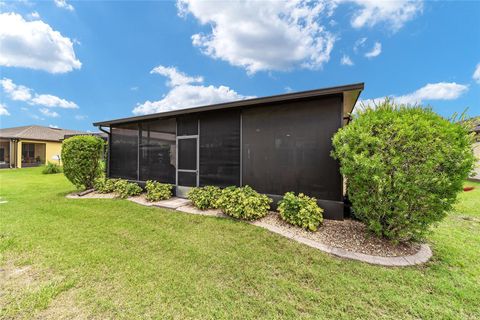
[67, 193, 432, 267]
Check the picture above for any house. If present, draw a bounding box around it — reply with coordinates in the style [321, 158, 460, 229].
[93, 83, 364, 219]
[472, 124, 480, 181]
[0, 125, 89, 168]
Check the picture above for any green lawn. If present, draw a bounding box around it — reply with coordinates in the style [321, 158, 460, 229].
[0, 168, 479, 319]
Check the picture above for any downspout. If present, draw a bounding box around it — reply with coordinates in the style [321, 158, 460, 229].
[98, 126, 111, 177]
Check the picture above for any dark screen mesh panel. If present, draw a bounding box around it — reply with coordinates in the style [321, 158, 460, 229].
[199, 110, 240, 187]
[177, 115, 198, 136]
[110, 123, 138, 180]
[242, 96, 343, 201]
[178, 138, 197, 170]
[178, 171, 197, 187]
[139, 118, 176, 183]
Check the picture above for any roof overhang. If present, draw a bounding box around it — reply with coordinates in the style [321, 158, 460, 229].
[93, 82, 364, 127]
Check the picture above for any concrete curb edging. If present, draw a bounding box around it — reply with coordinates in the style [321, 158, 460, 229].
[68, 193, 433, 267]
[250, 220, 432, 267]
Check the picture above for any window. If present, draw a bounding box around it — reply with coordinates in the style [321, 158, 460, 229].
[242, 96, 343, 201]
[22, 143, 35, 163]
[199, 110, 240, 187]
[110, 123, 139, 180]
[139, 119, 176, 183]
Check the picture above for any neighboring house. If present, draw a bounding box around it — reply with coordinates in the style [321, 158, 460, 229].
[0, 125, 89, 168]
[472, 124, 480, 181]
[94, 83, 364, 219]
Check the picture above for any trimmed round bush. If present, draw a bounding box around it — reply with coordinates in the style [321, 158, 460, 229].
[216, 185, 272, 220]
[187, 186, 221, 210]
[332, 100, 475, 241]
[94, 177, 116, 194]
[278, 192, 324, 231]
[62, 136, 105, 189]
[113, 179, 142, 199]
[145, 180, 172, 201]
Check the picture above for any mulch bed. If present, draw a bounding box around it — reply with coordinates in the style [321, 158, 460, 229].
[258, 213, 421, 257]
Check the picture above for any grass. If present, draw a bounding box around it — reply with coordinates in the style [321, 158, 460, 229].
[0, 167, 479, 319]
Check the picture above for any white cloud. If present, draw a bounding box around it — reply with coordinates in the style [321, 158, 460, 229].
[75, 114, 87, 120]
[39, 107, 59, 118]
[341, 54, 354, 66]
[0, 78, 32, 101]
[345, 0, 423, 32]
[0, 103, 10, 116]
[54, 0, 74, 11]
[133, 65, 253, 115]
[0, 78, 78, 109]
[151, 65, 203, 87]
[178, 0, 336, 74]
[0, 12, 81, 73]
[358, 82, 469, 108]
[48, 124, 59, 128]
[473, 63, 480, 84]
[31, 94, 78, 109]
[365, 41, 382, 58]
[353, 37, 367, 53]
[27, 11, 40, 19]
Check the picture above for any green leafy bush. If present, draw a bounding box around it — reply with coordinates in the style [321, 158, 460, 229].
[93, 178, 116, 194]
[216, 185, 272, 220]
[187, 186, 222, 210]
[278, 192, 324, 231]
[332, 100, 475, 241]
[61, 136, 105, 189]
[113, 179, 142, 199]
[42, 162, 62, 174]
[145, 180, 172, 201]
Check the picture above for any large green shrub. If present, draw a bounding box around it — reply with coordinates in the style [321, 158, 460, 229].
[113, 179, 142, 199]
[62, 136, 104, 189]
[332, 100, 475, 241]
[42, 162, 62, 174]
[187, 186, 222, 210]
[145, 180, 172, 201]
[216, 186, 272, 220]
[278, 192, 324, 231]
[93, 178, 116, 194]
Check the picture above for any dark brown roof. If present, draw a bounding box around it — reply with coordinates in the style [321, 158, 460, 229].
[93, 82, 364, 127]
[0, 125, 89, 142]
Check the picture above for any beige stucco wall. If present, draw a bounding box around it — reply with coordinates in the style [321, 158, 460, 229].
[16, 140, 62, 168]
[472, 141, 480, 180]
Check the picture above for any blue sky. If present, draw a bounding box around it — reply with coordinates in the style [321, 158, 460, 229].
[0, 0, 479, 131]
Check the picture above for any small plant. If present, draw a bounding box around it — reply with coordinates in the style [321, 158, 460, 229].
[216, 185, 272, 220]
[145, 180, 172, 201]
[113, 179, 142, 199]
[42, 162, 62, 174]
[94, 178, 116, 193]
[187, 186, 222, 210]
[278, 192, 323, 231]
[62, 136, 105, 190]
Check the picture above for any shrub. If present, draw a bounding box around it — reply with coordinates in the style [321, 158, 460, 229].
[187, 186, 222, 210]
[278, 192, 323, 231]
[62, 136, 105, 190]
[145, 180, 172, 201]
[113, 179, 142, 199]
[332, 100, 475, 241]
[216, 185, 272, 220]
[94, 178, 116, 194]
[42, 162, 62, 174]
